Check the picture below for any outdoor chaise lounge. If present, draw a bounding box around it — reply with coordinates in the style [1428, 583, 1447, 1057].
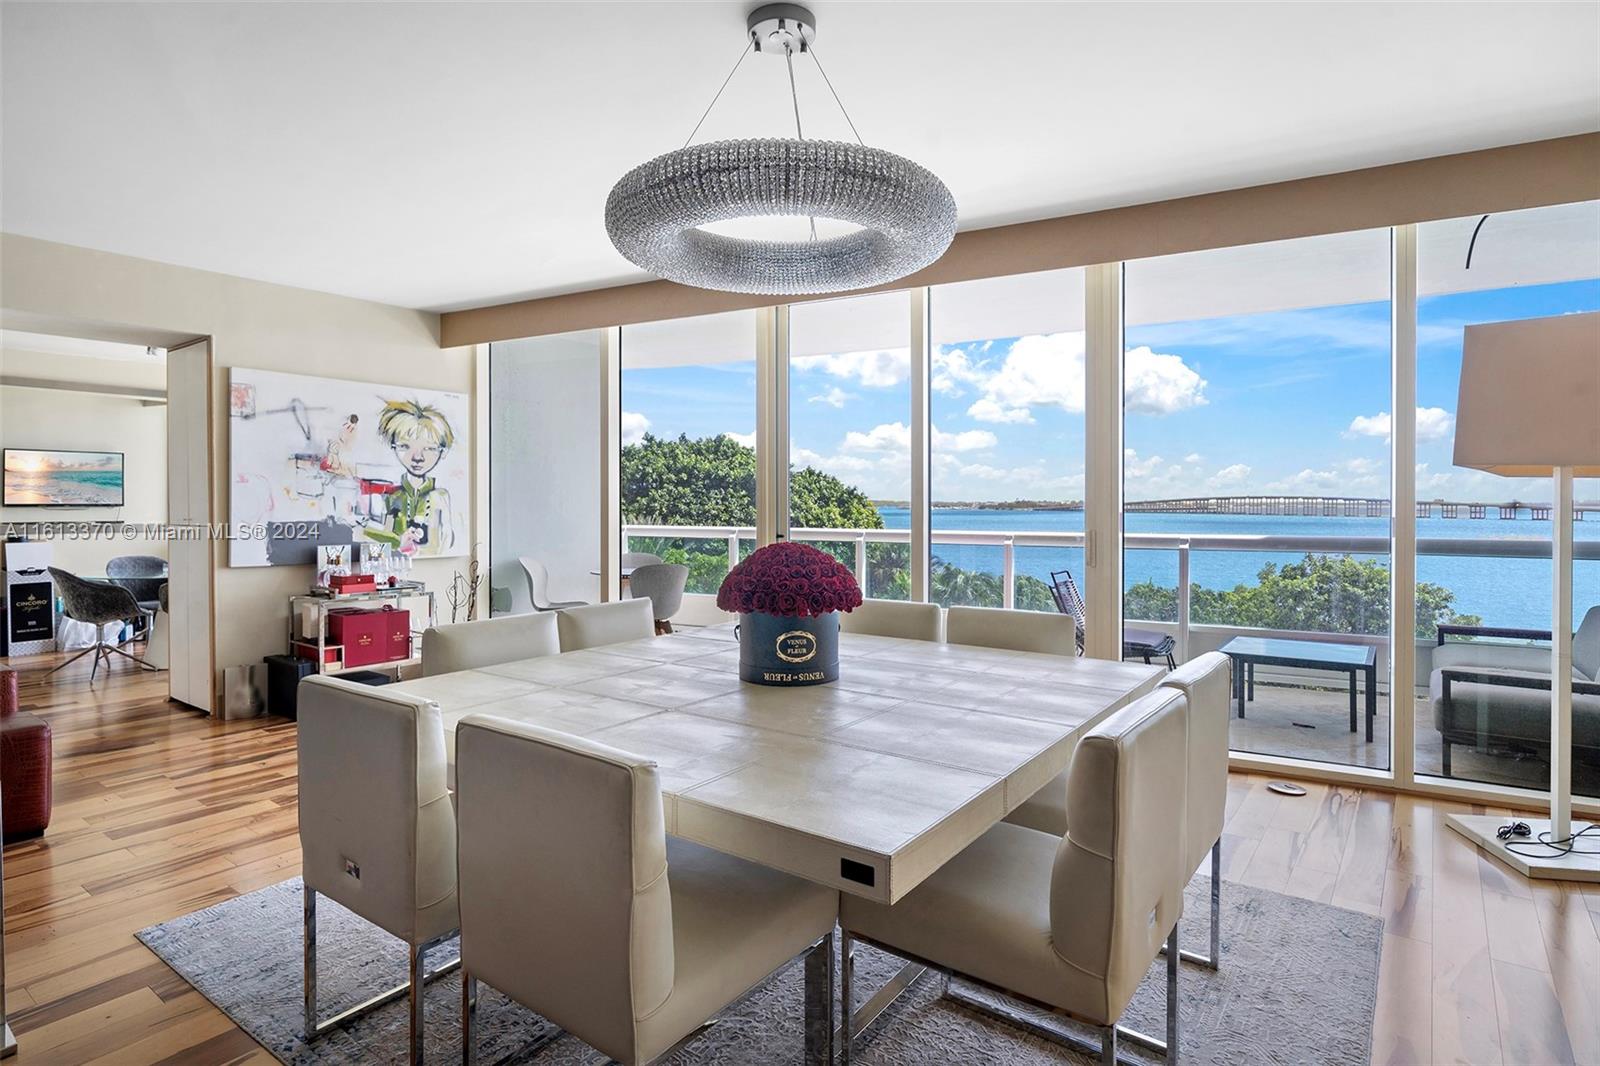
[1430, 605, 1600, 777]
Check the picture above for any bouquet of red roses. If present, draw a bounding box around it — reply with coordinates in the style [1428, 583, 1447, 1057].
[716, 542, 863, 618]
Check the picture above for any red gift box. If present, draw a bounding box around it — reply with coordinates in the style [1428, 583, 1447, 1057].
[328, 608, 390, 668]
[330, 573, 377, 595]
[292, 641, 340, 665]
[382, 606, 411, 662]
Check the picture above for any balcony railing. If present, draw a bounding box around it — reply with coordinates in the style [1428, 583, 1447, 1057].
[624, 522, 1600, 667]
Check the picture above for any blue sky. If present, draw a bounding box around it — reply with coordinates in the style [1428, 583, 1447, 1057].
[622, 278, 1600, 504]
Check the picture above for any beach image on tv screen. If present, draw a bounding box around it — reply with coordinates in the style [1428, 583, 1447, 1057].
[3, 449, 124, 506]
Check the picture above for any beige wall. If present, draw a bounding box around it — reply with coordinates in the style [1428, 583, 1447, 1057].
[0, 234, 478, 689]
[442, 132, 1600, 345]
[0, 373, 168, 574]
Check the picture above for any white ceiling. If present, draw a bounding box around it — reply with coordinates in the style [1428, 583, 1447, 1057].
[2, 2, 1596, 314]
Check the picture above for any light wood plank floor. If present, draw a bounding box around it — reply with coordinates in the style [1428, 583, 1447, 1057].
[2, 652, 1597, 1065]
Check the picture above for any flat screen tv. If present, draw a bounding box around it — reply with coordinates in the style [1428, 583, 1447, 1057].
[2, 449, 125, 507]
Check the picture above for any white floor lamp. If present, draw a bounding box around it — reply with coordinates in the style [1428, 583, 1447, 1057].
[1445, 310, 1600, 880]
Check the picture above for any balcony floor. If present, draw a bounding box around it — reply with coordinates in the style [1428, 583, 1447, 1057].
[1229, 682, 1600, 796]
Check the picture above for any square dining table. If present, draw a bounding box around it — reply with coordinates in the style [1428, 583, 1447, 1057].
[387, 623, 1163, 1060]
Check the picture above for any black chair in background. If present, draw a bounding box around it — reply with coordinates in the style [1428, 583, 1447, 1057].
[1049, 568, 1177, 669]
[46, 567, 159, 679]
[107, 555, 168, 639]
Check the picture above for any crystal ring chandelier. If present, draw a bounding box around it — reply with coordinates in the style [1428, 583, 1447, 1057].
[605, 5, 957, 296]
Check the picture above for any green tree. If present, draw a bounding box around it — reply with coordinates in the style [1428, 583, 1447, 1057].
[1123, 554, 1480, 639]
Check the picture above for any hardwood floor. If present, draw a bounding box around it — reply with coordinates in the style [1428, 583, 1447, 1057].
[3, 653, 1598, 1065]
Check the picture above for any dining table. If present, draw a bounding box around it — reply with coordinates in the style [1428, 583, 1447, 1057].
[387, 622, 1164, 1060]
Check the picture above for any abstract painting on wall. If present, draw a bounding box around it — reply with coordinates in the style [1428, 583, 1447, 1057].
[227, 367, 469, 567]
[3, 449, 125, 506]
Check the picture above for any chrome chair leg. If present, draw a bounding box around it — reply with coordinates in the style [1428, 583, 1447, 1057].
[1162, 838, 1222, 970]
[303, 885, 459, 1062]
[839, 929, 853, 1066]
[44, 645, 99, 676]
[1101, 1025, 1118, 1066]
[803, 931, 834, 1066]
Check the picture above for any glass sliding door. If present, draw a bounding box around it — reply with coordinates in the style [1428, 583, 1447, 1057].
[490, 331, 603, 614]
[1413, 201, 1600, 794]
[1124, 230, 1394, 770]
[787, 291, 912, 599]
[927, 268, 1088, 610]
[619, 309, 759, 596]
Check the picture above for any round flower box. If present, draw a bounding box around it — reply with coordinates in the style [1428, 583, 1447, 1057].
[717, 542, 862, 688]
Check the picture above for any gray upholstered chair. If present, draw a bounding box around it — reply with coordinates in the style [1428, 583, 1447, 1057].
[455, 716, 838, 1066]
[1004, 652, 1232, 971]
[556, 599, 656, 651]
[945, 604, 1078, 657]
[420, 612, 560, 676]
[106, 555, 168, 619]
[1431, 605, 1600, 777]
[297, 677, 459, 1064]
[839, 600, 942, 642]
[620, 551, 664, 569]
[840, 687, 1189, 1065]
[626, 563, 688, 634]
[46, 567, 158, 679]
[518, 557, 587, 612]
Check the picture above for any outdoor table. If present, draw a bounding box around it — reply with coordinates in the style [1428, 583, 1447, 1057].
[1219, 635, 1378, 741]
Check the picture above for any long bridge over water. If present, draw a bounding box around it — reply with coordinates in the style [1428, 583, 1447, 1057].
[1127, 495, 1600, 520]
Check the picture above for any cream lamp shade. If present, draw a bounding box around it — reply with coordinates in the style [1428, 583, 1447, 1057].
[1454, 311, 1600, 477]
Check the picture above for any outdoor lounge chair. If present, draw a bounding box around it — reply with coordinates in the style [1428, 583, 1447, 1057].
[1049, 568, 1177, 669]
[1430, 605, 1600, 777]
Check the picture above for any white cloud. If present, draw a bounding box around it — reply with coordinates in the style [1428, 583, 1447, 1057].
[1346, 407, 1455, 443]
[1124, 346, 1209, 415]
[980, 333, 1088, 414]
[808, 386, 852, 408]
[791, 348, 909, 388]
[938, 333, 1207, 424]
[1207, 463, 1252, 488]
[1124, 449, 1165, 479]
[621, 410, 650, 446]
[723, 429, 756, 448]
[1264, 457, 1385, 494]
[931, 346, 990, 397]
[1347, 411, 1391, 438]
[1417, 407, 1455, 442]
[967, 397, 1035, 424]
[933, 427, 998, 453]
[840, 421, 909, 453]
[1184, 453, 1204, 464]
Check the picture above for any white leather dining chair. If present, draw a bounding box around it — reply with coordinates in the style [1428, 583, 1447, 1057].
[945, 604, 1079, 656]
[420, 612, 559, 676]
[1156, 652, 1232, 969]
[297, 677, 458, 1063]
[839, 600, 942, 642]
[840, 687, 1190, 1065]
[455, 716, 840, 1065]
[1005, 653, 1232, 972]
[555, 598, 656, 651]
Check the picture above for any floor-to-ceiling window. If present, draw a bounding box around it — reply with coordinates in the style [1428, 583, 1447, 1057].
[788, 291, 912, 599]
[1413, 201, 1600, 795]
[619, 309, 759, 594]
[490, 331, 603, 614]
[927, 268, 1088, 610]
[1124, 230, 1394, 770]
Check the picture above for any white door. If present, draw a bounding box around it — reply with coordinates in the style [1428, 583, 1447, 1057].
[166, 338, 214, 711]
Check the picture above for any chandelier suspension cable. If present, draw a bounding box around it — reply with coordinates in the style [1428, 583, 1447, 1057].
[783, 44, 819, 242]
[682, 39, 754, 149]
[806, 46, 865, 146]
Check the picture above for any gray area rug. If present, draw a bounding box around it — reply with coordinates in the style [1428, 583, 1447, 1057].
[137, 876, 1379, 1065]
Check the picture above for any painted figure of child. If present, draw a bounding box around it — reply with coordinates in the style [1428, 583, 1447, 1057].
[364, 399, 456, 556]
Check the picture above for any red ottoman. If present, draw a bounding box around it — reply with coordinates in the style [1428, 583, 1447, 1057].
[0, 669, 52, 843]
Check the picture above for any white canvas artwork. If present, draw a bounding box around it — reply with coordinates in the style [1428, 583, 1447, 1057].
[228, 367, 470, 567]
